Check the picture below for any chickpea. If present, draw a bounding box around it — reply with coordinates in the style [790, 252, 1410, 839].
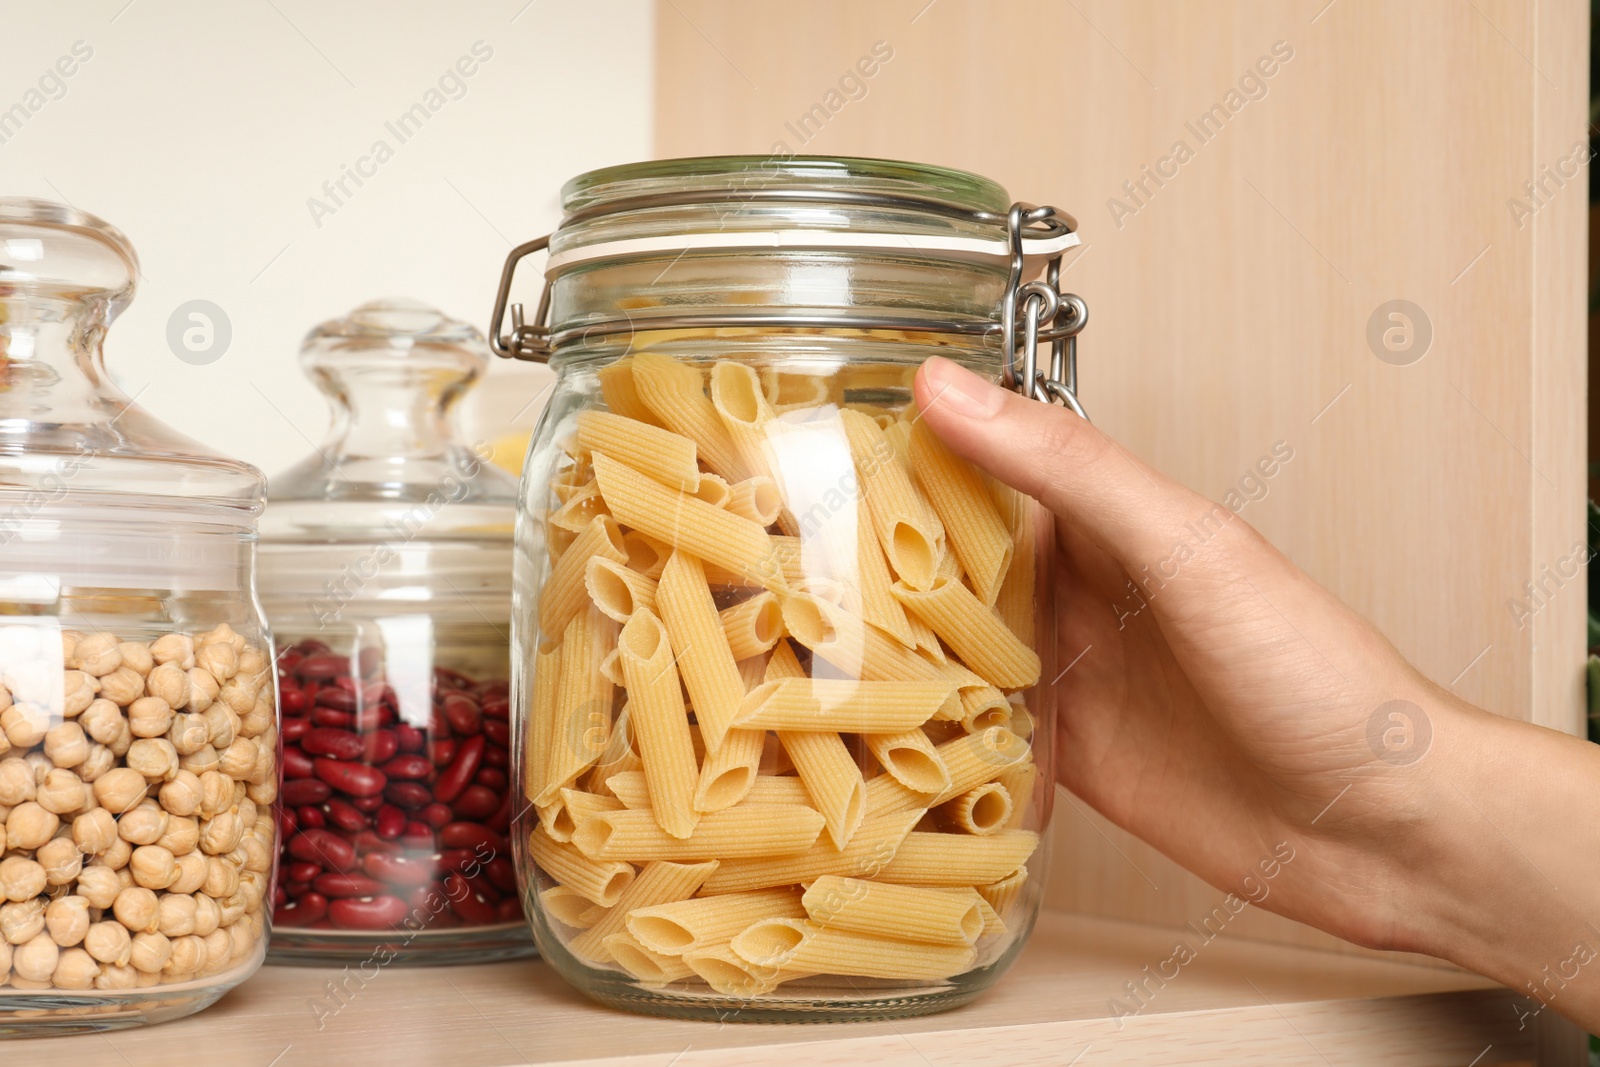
[155, 891, 196, 937]
[201, 855, 239, 900]
[179, 743, 220, 776]
[197, 770, 233, 818]
[1, 899, 45, 943]
[185, 667, 219, 713]
[127, 696, 174, 739]
[79, 698, 124, 745]
[72, 633, 122, 677]
[127, 930, 171, 974]
[245, 776, 277, 807]
[97, 666, 145, 707]
[239, 697, 274, 739]
[0, 938, 10, 975]
[145, 661, 190, 708]
[218, 736, 256, 779]
[130, 845, 178, 891]
[200, 703, 237, 748]
[25, 749, 52, 781]
[201, 926, 231, 973]
[76, 743, 114, 783]
[107, 720, 133, 757]
[156, 814, 199, 856]
[227, 917, 254, 961]
[125, 737, 179, 781]
[236, 797, 258, 832]
[196, 643, 237, 683]
[198, 623, 239, 650]
[168, 712, 209, 756]
[157, 769, 203, 817]
[191, 892, 221, 938]
[237, 647, 265, 677]
[74, 865, 122, 909]
[231, 779, 247, 807]
[6, 800, 59, 849]
[84, 920, 132, 965]
[95, 834, 132, 871]
[61, 671, 98, 718]
[95, 962, 139, 989]
[149, 633, 194, 668]
[0, 684, 11, 715]
[117, 799, 169, 845]
[166, 932, 205, 975]
[116, 640, 154, 676]
[37, 836, 83, 885]
[0, 757, 36, 805]
[236, 870, 267, 912]
[36, 767, 86, 815]
[1, 703, 49, 749]
[170, 851, 208, 895]
[42, 720, 88, 768]
[198, 808, 243, 856]
[50, 945, 101, 989]
[45, 895, 90, 947]
[112, 886, 159, 934]
[90, 766, 145, 813]
[217, 681, 253, 717]
[242, 832, 272, 875]
[13, 932, 60, 982]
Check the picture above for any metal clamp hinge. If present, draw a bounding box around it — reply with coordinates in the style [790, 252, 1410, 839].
[1000, 203, 1089, 419]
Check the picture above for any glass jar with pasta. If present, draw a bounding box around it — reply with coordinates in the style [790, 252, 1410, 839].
[492, 157, 1088, 1021]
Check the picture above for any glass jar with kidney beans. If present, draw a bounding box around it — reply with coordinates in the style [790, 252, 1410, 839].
[259, 300, 533, 965]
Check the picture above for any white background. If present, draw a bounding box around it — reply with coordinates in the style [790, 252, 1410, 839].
[2, 0, 654, 475]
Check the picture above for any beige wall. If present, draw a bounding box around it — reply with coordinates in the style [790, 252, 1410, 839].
[654, 0, 1588, 954]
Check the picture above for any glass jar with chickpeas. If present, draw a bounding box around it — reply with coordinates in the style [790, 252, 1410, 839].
[489, 158, 1085, 1020]
[0, 199, 278, 1034]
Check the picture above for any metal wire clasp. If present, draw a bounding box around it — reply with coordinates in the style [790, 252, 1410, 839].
[489, 236, 554, 362]
[1000, 204, 1089, 418]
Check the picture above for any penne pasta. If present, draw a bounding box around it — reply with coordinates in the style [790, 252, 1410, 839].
[593, 453, 784, 592]
[959, 685, 1013, 732]
[736, 678, 951, 733]
[540, 609, 618, 806]
[725, 476, 784, 526]
[779, 593, 948, 684]
[525, 644, 563, 808]
[541, 885, 601, 929]
[779, 730, 864, 850]
[864, 729, 951, 795]
[603, 930, 697, 984]
[928, 727, 1030, 806]
[631, 351, 747, 479]
[732, 918, 973, 980]
[616, 610, 700, 839]
[709, 360, 781, 482]
[582, 704, 641, 796]
[694, 727, 764, 812]
[803, 876, 984, 945]
[892, 578, 1042, 689]
[740, 775, 814, 807]
[997, 761, 1038, 830]
[718, 593, 785, 660]
[691, 472, 732, 507]
[569, 859, 719, 963]
[550, 787, 625, 841]
[585, 556, 658, 623]
[575, 410, 701, 492]
[839, 409, 944, 590]
[910, 421, 1013, 604]
[605, 770, 652, 810]
[597, 357, 664, 426]
[621, 529, 671, 580]
[548, 481, 610, 534]
[850, 502, 918, 645]
[681, 942, 812, 997]
[865, 772, 936, 818]
[627, 887, 805, 955]
[571, 805, 827, 862]
[528, 826, 636, 907]
[698, 809, 922, 895]
[872, 829, 1039, 886]
[991, 482, 1036, 645]
[937, 782, 1013, 835]
[655, 550, 748, 754]
[539, 515, 628, 639]
[976, 866, 1029, 919]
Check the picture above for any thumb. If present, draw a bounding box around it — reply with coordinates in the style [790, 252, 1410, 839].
[913, 356, 1224, 564]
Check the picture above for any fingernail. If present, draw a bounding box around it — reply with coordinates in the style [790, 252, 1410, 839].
[922, 357, 1006, 419]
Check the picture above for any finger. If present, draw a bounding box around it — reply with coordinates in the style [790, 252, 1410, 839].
[913, 356, 1218, 564]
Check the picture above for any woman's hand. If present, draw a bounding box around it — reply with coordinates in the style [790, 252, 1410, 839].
[914, 355, 1600, 1031]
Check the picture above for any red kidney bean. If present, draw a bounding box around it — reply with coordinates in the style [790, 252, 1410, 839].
[418, 803, 453, 829]
[383, 781, 432, 810]
[434, 736, 484, 804]
[363, 729, 398, 764]
[274, 890, 329, 927]
[349, 793, 385, 813]
[399, 829, 437, 851]
[440, 822, 502, 854]
[273, 884, 287, 908]
[484, 857, 517, 895]
[465, 871, 503, 905]
[310, 706, 355, 729]
[328, 895, 409, 930]
[380, 754, 433, 781]
[325, 798, 369, 833]
[303, 727, 365, 761]
[278, 808, 298, 839]
[296, 805, 327, 830]
[451, 784, 500, 821]
[374, 805, 406, 840]
[486, 789, 513, 835]
[281, 711, 311, 738]
[296, 654, 348, 681]
[444, 874, 499, 925]
[481, 744, 509, 771]
[395, 723, 426, 753]
[314, 872, 389, 898]
[288, 829, 356, 872]
[438, 848, 476, 874]
[495, 897, 523, 923]
[282, 746, 315, 780]
[281, 778, 331, 806]
[481, 720, 510, 749]
[285, 861, 322, 884]
[435, 667, 474, 689]
[350, 830, 394, 855]
[474, 767, 507, 792]
[429, 738, 457, 769]
[362, 852, 436, 886]
[441, 694, 482, 736]
[314, 687, 359, 712]
[314, 758, 387, 797]
[482, 697, 509, 721]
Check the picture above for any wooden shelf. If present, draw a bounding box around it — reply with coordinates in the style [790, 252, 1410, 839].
[9, 910, 1535, 1066]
